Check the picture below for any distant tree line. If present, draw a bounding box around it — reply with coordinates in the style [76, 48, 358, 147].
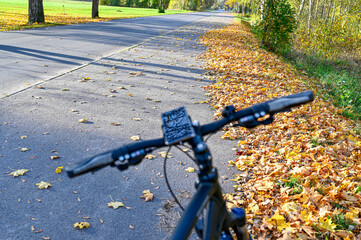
[101, 0, 218, 11]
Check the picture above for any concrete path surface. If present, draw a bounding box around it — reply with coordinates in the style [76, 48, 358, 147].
[0, 12, 236, 240]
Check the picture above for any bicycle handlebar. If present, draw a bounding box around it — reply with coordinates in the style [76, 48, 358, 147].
[65, 91, 313, 178]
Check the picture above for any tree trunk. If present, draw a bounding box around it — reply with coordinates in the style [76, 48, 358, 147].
[92, 0, 99, 18]
[298, 0, 306, 20]
[308, 0, 313, 33]
[260, 0, 265, 21]
[315, 0, 320, 19]
[330, 0, 337, 24]
[325, 0, 333, 24]
[28, 0, 45, 23]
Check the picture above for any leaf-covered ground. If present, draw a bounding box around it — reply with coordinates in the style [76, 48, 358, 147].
[200, 23, 361, 239]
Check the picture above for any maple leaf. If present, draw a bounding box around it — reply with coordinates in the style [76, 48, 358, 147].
[36, 181, 52, 189]
[73, 222, 90, 229]
[10, 169, 29, 177]
[319, 217, 336, 232]
[141, 190, 154, 202]
[185, 167, 195, 173]
[107, 201, 124, 209]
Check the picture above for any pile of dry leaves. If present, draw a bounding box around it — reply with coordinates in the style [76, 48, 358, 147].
[200, 22, 361, 239]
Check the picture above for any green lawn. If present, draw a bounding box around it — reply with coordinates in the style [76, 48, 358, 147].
[0, 0, 191, 31]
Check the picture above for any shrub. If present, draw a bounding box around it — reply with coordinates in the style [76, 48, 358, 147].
[254, 0, 296, 52]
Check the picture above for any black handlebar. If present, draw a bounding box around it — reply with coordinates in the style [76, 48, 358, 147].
[65, 91, 314, 178]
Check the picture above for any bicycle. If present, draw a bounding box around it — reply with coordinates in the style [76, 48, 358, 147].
[65, 90, 314, 240]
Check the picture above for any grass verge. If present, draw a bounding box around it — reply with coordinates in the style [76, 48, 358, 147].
[280, 49, 361, 121]
[237, 15, 361, 121]
[0, 0, 191, 31]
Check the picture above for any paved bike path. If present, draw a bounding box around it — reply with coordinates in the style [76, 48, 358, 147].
[0, 13, 235, 239]
[1, 12, 217, 98]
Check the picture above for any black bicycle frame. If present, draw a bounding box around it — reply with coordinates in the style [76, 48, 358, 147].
[171, 123, 249, 240]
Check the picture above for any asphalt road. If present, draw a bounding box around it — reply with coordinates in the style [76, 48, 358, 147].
[0, 12, 236, 240]
[1, 12, 222, 98]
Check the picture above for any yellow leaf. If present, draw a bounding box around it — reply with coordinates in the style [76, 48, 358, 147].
[21, 147, 29, 152]
[185, 167, 195, 173]
[319, 217, 336, 232]
[73, 222, 90, 229]
[145, 154, 156, 160]
[158, 151, 172, 158]
[78, 118, 88, 123]
[271, 211, 285, 224]
[55, 166, 63, 174]
[141, 190, 154, 202]
[107, 201, 124, 209]
[130, 135, 140, 141]
[10, 169, 29, 177]
[36, 181, 52, 189]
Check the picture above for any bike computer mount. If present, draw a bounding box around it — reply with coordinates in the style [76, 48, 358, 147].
[161, 106, 196, 145]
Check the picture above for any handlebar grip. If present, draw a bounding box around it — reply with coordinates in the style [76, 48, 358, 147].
[65, 151, 114, 178]
[267, 91, 314, 114]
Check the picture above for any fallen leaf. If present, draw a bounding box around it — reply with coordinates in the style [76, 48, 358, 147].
[107, 201, 124, 209]
[130, 135, 140, 141]
[185, 167, 195, 173]
[131, 118, 142, 121]
[158, 151, 172, 158]
[145, 154, 156, 160]
[129, 224, 135, 229]
[110, 122, 121, 126]
[319, 217, 336, 232]
[73, 222, 90, 229]
[141, 190, 154, 202]
[10, 169, 29, 177]
[78, 118, 88, 123]
[55, 166, 63, 173]
[50, 156, 60, 160]
[21, 148, 29, 152]
[36, 181, 52, 189]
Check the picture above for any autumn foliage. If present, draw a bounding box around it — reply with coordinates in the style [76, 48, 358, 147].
[201, 23, 361, 239]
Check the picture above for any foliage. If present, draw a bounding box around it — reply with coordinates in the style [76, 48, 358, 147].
[201, 22, 361, 239]
[253, 0, 297, 52]
[168, 0, 215, 10]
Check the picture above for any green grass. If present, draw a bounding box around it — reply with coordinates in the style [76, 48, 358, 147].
[0, 0, 189, 17]
[0, 0, 191, 31]
[281, 49, 361, 121]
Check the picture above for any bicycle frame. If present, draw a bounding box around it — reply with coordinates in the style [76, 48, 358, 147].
[171, 123, 250, 240]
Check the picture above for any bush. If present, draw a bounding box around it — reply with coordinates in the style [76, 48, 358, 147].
[254, 0, 296, 52]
